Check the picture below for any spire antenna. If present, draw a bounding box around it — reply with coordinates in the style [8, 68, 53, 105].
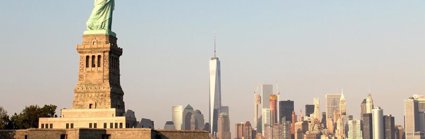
[214, 35, 217, 57]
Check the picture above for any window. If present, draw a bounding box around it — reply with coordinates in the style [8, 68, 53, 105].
[89, 104, 93, 109]
[86, 56, 90, 68]
[70, 123, 74, 128]
[104, 123, 107, 129]
[50, 124, 53, 129]
[89, 123, 93, 128]
[98, 55, 101, 67]
[114, 58, 118, 69]
[119, 123, 123, 128]
[110, 57, 114, 68]
[115, 123, 118, 128]
[60, 134, 67, 139]
[66, 123, 69, 129]
[110, 123, 113, 128]
[92, 55, 96, 67]
[94, 123, 97, 128]
[102, 134, 111, 139]
[41, 124, 44, 129]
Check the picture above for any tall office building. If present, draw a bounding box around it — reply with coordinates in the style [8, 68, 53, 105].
[260, 84, 274, 134]
[164, 121, 176, 130]
[220, 106, 229, 115]
[404, 97, 424, 139]
[326, 93, 342, 120]
[361, 99, 367, 120]
[183, 105, 194, 130]
[291, 111, 297, 138]
[217, 113, 231, 139]
[414, 95, 425, 134]
[347, 119, 363, 139]
[372, 107, 384, 139]
[294, 121, 308, 139]
[313, 98, 320, 120]
[244, 121, 253, 139]
[279, 100, 294, 123]
[363, 113, 373, 139]
[260, 84, 274, 109]
[254, 93, 262, 133]
[191, 110, 205, 130]
[270, 95, 278, 124]
[236, 123, 244, 139]
[395, 125, 405, 139]
[262, 108, 271, 136]
[235, 121, 253, 139]
[366, 94, 374, 113]
[172, 105, 183, 130]
[305, 104, 315, 117]
[383, 115, 395, 139]
[340, 93, 347, 115]
[209, 45, 222, 133]
[321, 112, 327, 129]
[413, 95, 425, 112]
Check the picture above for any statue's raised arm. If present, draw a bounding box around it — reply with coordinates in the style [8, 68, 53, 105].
[84, 0, 115, 36]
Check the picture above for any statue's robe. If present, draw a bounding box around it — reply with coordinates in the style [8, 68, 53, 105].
[87, 0, 114, 31]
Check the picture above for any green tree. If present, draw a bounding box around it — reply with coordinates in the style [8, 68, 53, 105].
[9, 105, 57, 129]
[0, 107, 10, 129]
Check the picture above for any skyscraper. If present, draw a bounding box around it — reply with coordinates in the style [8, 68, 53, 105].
[414, 95, 425, 134]
[313, 98, 321, 120]
[294, 121, 308, 139]
[372, 107, 384, 139]
[262, 108, 271, 136]
[270, 95, 278, 124]
[305, 104, 314, 117]
[209, 44, 222, 133]
[383, 115, 395, 139]
[260, 84, 274, 109]
[217, 113, 231, 139]
[172, 105, 183, 130]
[404, 97, 424, 139]
[291, 111, 297, 138]
[279, 100, 294, 123]
[361, 99, 367, 120]
[191, 110, 205, 130]
[366, 94, 374, 113]
[254, 93, 262, 133]
[326, 93, 341, 120]
[183, 105, 194, 130]
[362, 113, 373, 139]
[243, 121, 253, 139]
[235, 121, 253, 139]
[221, 106, 229, 115]
[164, 121, 176, 130]
[413, 95, 425, 112]
[260, 84, 273, 134]
[395, 125, 405, 139]
[347, 119, 363, 139]
[236, 123, 244, 139]
[340, 93, 347, 115]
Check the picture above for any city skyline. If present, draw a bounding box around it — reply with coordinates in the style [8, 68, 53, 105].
[1, 1, 425, 135]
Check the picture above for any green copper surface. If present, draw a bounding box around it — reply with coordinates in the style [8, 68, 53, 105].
[85, 0, 115, 36]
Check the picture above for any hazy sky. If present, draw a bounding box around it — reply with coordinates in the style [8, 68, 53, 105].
[0, 0, 424, 132]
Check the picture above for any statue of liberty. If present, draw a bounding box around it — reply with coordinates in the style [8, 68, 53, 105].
[85, 0, 115, 36]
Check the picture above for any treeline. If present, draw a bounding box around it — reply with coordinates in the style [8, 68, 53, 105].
[0, 105, 57, 129]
